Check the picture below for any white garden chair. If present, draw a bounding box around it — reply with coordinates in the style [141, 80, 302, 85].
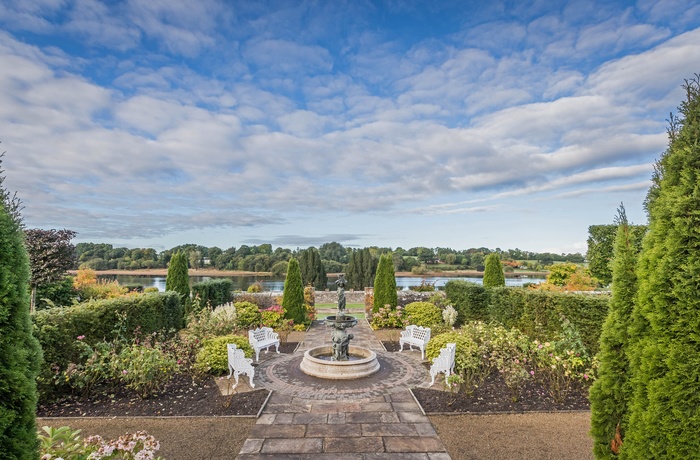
[227, 343, 255, 389]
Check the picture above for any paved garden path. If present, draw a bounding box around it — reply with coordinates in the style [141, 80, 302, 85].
[236, 319, 451, 459]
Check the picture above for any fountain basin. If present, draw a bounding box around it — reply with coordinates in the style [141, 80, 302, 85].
[300, 346, 380, 379]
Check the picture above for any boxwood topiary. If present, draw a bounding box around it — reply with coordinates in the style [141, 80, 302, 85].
[404, 301, 442, 328]
[194, 335, 253, 375]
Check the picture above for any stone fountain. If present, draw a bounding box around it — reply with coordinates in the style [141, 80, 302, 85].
[300, 274, 380, 379]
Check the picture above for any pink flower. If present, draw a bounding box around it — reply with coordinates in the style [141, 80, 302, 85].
[530, 370, 535, 375]
[77, 335, 85, 340]
[584, 374, 589, 380]
[122, 370, 128, 375]
[538, 344, 543, 349]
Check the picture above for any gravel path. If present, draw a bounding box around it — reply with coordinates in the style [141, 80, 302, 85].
[430, 412, 594, 460]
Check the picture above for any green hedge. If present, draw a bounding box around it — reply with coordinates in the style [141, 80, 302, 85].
[487, 287, 609, 355]
[191, 279, 233, 308]
[444, 280, 489, 324]
[32, 291, 183, 396]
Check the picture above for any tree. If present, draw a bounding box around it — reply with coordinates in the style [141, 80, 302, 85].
[373, 253, 398, 312]
[188, 250, 201, 270]
[299, 247, 327, 289]
[482, 253, 506, 288]
[589, 205, 639, 459]
[0, 152, 42, 458]
[166, 251, 189, 307]
[282, 257, 305, 324]
[24, 228, 76, 312]
[587, 224, 647, 285]
[621, 76, 700, 458]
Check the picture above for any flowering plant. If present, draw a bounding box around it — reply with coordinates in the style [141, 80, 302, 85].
[370, 305, 408, 329]
[261, 305, 285, 328]
[39, 426, 163, 460]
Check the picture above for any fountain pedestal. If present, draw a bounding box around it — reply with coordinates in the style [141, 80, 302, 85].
[299, 274, 380, 379]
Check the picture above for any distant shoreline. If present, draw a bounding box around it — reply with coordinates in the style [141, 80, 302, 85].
[69, 268, 546, 278]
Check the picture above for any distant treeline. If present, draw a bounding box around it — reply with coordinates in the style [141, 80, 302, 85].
[75, 242, 584, 274]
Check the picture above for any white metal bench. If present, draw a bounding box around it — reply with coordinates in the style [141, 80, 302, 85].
[430, 342, 456, 386]
[227, 343, 255, 389]
[399, 325, 431, 360]
[248, 326, 280, 362]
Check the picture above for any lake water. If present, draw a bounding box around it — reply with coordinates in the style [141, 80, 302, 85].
[104, 274, 544, 292]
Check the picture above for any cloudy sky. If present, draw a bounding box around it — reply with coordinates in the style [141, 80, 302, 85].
[1, 0, 699, 253]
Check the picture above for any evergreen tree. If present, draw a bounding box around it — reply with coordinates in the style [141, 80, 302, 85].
[622, 76, 700, 459]
[482, 253, 505, 288]
[373, 253, 398, 312]
[299, 247, 327, 289]
[362, 248, 376, 287]
[282, 257, 305, 324]
[166, 251, 190, 305]
[0, 155, 42, 458]
[589, 204, 639, 459]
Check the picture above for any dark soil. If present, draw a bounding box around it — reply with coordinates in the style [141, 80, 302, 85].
[37, 343, 299, 418]
[412, 371, 591, 414]
[382, 341, 402, 352]
[37, 374, 271, 417]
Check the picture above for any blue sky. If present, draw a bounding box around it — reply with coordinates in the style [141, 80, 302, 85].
[1, 0, 699, 254]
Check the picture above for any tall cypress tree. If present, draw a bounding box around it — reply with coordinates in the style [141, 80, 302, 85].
[166, 251, 190, 304]
[622, 76, 700, 459]
[482, 253, 505, 288]
[283, 257, 305, 324]
[373, 253, 398, 312]
[589, 204, 639, 459]
[0, 156, 42, 458]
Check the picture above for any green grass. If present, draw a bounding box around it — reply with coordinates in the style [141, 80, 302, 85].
[315, 303, 364, 310]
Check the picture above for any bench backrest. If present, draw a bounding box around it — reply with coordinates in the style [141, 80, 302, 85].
[432, 342, 456, 369]
[249, 327, 272, 343]
[408, 325, 431, 342]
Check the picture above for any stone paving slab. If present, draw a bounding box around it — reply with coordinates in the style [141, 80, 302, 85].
[235, 320, 451, 459]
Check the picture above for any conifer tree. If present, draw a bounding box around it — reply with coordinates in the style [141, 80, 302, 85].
[373, 253, 398, 312]
[282, 257, 305, 324]
[299, 247, 327, 289]
[589, 204, 639, 459]
[0, 154, 42, 458]
[166, 251, 190, 304]
[482, 253, 505, 288]
[622, 76, 700, 459]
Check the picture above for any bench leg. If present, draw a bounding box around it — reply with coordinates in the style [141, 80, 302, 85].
[274, 342, 280, 354]
[254, 348, 260, 362]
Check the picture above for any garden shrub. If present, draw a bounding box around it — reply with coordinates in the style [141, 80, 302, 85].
[247, 281, 263, 293]
[370, 304, 407, 329]
[282, 258, 305, 324]
[261, 305, 285, 328]
[488, 287, 609, 355]
[404, 301, 442, 328]
[444, 280, 489, 323]
[113, 343, 179, 399]
[39, 425, 163, 460]
[32, 291, 182, 397]
[426, 331, 484, 393]
[62, 338, 116, 397]
[234, 301, 262, 329]
[35, 276, 78, 310]
[194, 335, 252, 375]
[442, 305, 458, 327]
[191, 279, 233, 309]
[531, 316, 593, 403]
[184, 305, 239, 340]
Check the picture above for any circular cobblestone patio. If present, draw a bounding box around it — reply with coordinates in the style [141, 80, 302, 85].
[255, 351, 431, 400]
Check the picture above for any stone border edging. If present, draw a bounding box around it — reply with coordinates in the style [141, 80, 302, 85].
[256, 390, 273, 419]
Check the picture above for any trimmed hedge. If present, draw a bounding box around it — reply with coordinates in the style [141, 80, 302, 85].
[444, 280, 489, 323]
[487, 287, 609, 355]
[445, 282, 610, 355]
[32, 291, 183, 395]
[191, 279, 233, 308]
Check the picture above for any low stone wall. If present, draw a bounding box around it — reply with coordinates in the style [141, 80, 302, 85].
[232, 289, 442, 312]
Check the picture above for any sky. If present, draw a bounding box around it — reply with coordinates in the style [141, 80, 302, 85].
[1, 0, 699, 254]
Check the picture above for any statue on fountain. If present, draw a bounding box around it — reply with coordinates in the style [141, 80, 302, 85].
[335, 273, 347, 315]
[331, 328, 354, 361]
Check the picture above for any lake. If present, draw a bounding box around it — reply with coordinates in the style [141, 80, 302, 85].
[104, 274, 545, 292]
